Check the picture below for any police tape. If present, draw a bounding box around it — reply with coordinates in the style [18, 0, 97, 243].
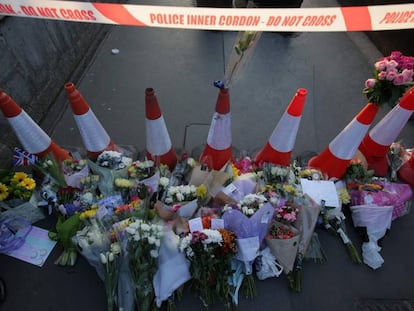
[0, 0, 413, 32]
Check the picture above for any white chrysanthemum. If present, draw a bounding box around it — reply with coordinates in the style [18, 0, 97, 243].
[165, 197, 173, 204]
[179, 235, 192, 252]
[248, 208, 255, 215]
[155, 239, 160, 247]
[126, 227, 137, 235]
[133, 233, 141, 241]
[148, 236, 156, 245]
[110, 242, 121, 254]
[150, 249, 159, 258]
[141, 223, 151, 231]
[176, 192, 184, 202]
[100, 253, 108, 264]
[202, 229, 223, 245]
[160, 177, 169, 187]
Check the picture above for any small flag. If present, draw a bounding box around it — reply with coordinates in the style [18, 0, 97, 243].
[12, 147, 38, 166]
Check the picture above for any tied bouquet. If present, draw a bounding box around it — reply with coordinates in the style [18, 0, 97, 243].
[0, 171, 36, 204]
[100, 242, 121, 311]
[127, 159, 156, 181]
[125, 219, 163, 311]
[363, 50, 414, 108]
[179, 228, 238, 309]
[61, 158, 89, 189]
[222, 193, 268, 216]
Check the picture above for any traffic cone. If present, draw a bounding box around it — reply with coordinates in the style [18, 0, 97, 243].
[254, 88, 307, 166]
[145, 87, 178, 170]
[308, 102, 380, 179]
[199, 88, 232, 171]
[358, 86, 414, 176]
[0, 89, 71, 162]
[65, 82, 121, 161]
[398, 151, 414, 187]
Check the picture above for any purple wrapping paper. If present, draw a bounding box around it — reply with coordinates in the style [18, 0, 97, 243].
[350, 182, 412, 221]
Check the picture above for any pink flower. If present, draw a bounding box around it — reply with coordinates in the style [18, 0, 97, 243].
[386, 70, 398, 81]
[377, 71, 387, 80]
[386, 59, 398, 69]
[375, 60, 387, 71]
[393, 74, 405, 86]
[365, 78, 376, 88]
[402, 69, 414, 82]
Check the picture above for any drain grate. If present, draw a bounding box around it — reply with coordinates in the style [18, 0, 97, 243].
[354, 298, 414, 311]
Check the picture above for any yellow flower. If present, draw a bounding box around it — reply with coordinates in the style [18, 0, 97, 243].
[0, 183, 9, 201]
[79, 208, 98, 220]
[20, 177, 36, 191]
[230, 163, 240, 178]
[196, 184, 208, 199]
[11, 172, 28, 184]
[338, 188, 351, 205]
[283, 184, 297, 196]
[115, 178, 134, 188]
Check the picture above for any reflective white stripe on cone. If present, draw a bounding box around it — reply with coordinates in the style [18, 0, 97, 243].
[359, 86, 414, 177]
[65, 82, 119, 160]
[199, 88, 232, 171]
[0, 89, 71, 162]
[308, 103, 379, 179]
[255, 88, 307, 166]
[145, 88, 177, 170]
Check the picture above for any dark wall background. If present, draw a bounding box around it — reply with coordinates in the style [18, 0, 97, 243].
[0, 3, 116, 166]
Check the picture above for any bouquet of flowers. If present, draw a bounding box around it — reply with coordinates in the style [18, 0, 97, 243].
[224, 30, 262, 88]
[88, 151, 131, 196]
[222, 193, 268, 217]
[274, 201, 299, 225]
[179, 228, 238, 309]
[262, 163, 291, 185]
[127, 159, 156, 181]
[363, 50, 414, 108]
[49, 186, 83, 266]
[265, 221, 300, 274]
[100, 242, 121, 311]
[125, 219, 164, 311]
[0, 171, 36, 205]
[387, 141, 410, 181]
[61, 158, 89, 188]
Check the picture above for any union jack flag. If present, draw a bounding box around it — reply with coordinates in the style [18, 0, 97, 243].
[12, 147, 38, 166]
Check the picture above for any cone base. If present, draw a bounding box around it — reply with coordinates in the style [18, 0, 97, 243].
[146, 148, 178, 170]
[308, 148, 350, 179]
[398, 161, 414, 187]
[254, 143, 291, 167]
[199, 144, 232, 171]
[358, 135, 390, 177]
[36, 141, 72, 163]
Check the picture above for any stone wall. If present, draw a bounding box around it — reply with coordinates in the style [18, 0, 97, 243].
[0, 14, 112, 167]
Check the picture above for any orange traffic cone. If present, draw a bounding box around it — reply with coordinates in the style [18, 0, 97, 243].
[0, 89, 71, 162]
[254, 88, 307, 166]
[65, 82, 121, 161]
[358, 86, 414, 176]
[199, 88, 232, 171]
[308, 102, 380, 179]
[398, 151, 414, 187]
[145, 88, 178, 170]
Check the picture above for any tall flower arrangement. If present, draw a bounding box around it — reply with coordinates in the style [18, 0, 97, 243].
[363, 51, 414, 107]
[125, 219, 163, 311]
[179, 228, 237, 309]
